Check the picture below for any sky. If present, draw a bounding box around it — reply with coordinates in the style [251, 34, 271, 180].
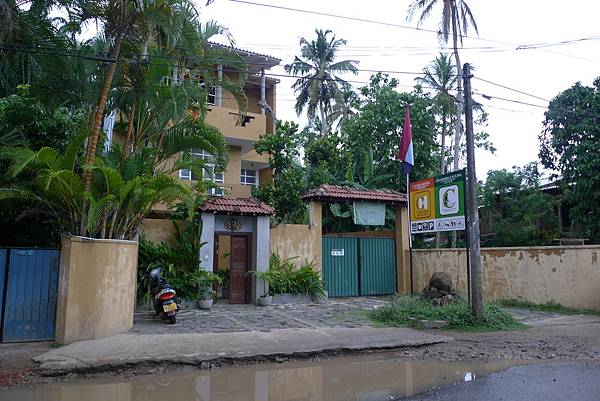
[200, 0, 600, 180]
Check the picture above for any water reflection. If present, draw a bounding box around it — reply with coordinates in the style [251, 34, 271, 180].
[1, 356, 523, 401]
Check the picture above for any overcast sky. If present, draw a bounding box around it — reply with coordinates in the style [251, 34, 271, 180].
[201, 0, 599, 179]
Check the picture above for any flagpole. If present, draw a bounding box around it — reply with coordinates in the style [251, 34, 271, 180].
[406, 173, 414, 295]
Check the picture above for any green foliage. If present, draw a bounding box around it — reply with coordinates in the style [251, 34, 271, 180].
[479, 162, 558, 246]
[285, 29, 359, 134]
[252, 253, 326, 301]
[304, 135, 349, 188]
[540, 77, 600, 242]
[0, 135, 195, 239]
[196, 270, 222, 300]
[137, 219, 205, 301]
[372, 295, 525, 331]
[0, 85, 87, 151]
[497, 299, 600, 317]
[254, 121, 307, 224]
[345, 73, 439, 189]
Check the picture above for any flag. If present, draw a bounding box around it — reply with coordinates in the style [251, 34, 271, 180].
[396, 106, 414, 175]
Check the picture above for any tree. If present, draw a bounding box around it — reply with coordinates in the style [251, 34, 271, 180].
[408, 0, 479, 172]
[416, 53, 456, 174]
[285, 29, 359, 137]
[344, 73, 439, 190]
[479, 163, 558, 246]
[254, 121, 307, 224]
[540, 77, 600, 242]
[0, 85, 86, 151]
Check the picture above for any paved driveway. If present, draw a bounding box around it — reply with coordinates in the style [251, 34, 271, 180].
[132, 297, 389, 335]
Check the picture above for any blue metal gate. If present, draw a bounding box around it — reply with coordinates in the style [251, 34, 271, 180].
[1, 248, 60, 342]
[322, 237, 396, 297]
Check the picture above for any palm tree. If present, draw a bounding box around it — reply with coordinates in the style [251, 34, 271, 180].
[285, 29, 358, 137]
[328, 83, 360, 133]
[408, 0, 478, 172]
[416, 53, 456, 174]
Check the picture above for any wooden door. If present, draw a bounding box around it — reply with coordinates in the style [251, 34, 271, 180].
[229, 236, 248, 304]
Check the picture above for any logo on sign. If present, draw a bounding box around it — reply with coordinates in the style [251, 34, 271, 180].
[439, 185, 459, 215]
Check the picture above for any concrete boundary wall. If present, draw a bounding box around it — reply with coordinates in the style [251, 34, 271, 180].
[270, 223, 321, 271]
[412, 246, 600, 310]
[55, 236, 138, 344]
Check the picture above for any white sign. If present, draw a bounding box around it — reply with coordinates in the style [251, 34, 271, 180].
[331, 249, 345, 257]
[410, 217, 465, 234]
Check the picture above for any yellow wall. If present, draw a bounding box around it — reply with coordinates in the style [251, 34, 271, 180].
[140, 219, 180, 246]
[412, 246, 600, 310]
[270, 224, 322, 272]
[55, 236, 138, 345]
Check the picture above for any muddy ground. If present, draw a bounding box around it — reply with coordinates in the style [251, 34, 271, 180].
[2, 315, 599, 391]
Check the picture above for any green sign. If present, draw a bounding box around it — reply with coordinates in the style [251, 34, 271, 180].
[410, 170, 466, 234]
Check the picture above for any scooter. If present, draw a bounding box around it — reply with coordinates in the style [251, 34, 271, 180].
[148, 266, 179, 324]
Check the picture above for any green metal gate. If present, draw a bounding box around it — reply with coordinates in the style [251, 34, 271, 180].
[322, 237, 396, 297]
[322, 237, 358, 297]
[360, 238, 396, 296]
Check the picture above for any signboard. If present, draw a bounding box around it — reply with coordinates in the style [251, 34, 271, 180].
[331, 249, 345, 257]
[410, 170, 466, 234]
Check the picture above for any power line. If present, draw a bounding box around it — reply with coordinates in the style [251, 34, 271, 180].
[225, 0, 596, 62]
[516, 35, 600, 50]
[473, 77, 550, 102]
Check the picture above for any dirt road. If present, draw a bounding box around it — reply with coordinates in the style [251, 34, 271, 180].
[1, 310, 599, 390]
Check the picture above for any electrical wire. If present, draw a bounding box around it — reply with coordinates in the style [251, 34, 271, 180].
[224, 0, 597, 62]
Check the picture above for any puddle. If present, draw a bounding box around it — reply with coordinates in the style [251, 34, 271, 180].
[0, 354, 527, 401]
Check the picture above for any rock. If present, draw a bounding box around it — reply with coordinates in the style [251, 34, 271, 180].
[422, 287, 438, 299]
[429, 272, 452, 291]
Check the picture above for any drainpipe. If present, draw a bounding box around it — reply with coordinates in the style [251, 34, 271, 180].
[216, 64, 223, 107]
[260, 68, 266, 115]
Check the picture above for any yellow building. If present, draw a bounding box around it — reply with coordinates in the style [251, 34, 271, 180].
[141, 44, 280, 304]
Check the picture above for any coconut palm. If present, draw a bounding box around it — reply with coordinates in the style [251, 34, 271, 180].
[285, 29, 358, 137]
[416, 53, 456, 174]
[408, 0, 478, 171]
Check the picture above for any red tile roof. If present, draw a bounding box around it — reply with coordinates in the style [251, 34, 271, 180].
[302, 184, 407, 205]
[199, 197, 274, 216]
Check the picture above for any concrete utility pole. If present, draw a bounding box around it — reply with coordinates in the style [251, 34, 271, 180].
[463, 63, 483, 321]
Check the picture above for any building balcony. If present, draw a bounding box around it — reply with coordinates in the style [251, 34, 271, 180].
[205, 106, 267, 152]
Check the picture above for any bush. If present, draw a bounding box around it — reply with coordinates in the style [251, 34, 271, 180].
[137, 220, 203, 301]
[372, 295, 525, 331]
[255, 253, 326, 301]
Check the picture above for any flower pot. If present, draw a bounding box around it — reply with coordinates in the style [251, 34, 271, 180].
[257, 295, 272, 306]
[197, 299, 214, 310]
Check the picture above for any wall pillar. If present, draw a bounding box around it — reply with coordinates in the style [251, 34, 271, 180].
[254, 216, 270, 303]
[200, 212, 215, 272]
[309, 201, 323, 272]
[216, 64, 223, 107]
[395, 206, 411, 294]
[260, 68, 266, 115]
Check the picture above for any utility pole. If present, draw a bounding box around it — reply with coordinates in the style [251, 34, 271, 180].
[463, 63, 483, 321]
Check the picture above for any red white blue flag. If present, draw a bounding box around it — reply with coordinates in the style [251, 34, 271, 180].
[396, 106, 414, 175]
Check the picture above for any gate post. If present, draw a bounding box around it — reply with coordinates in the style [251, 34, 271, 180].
[395, 206, 411, 294]
[309, 201, 323, 272]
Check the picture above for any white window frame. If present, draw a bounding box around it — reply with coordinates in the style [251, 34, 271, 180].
[179, 150, 224, 196]
[240, 168, 258, 186]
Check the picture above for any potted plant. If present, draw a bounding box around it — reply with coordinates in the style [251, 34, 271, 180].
[216, 268, 230, 299]
[196, 271, 222, 310]
[252, 270, 274, 306]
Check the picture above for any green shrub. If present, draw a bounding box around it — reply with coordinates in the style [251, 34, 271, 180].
[137, 220, 203, 301]
[253, 253, 326, 300]
[372, 295, 525, 331]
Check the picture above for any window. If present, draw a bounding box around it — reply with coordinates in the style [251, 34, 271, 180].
[179, 150, 224, 196]
[241, 169, 258, 186]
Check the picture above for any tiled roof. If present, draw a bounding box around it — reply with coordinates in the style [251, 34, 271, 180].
[302, 184, 407, 205]
[207, 42, 281, 63]
[199, 197, 274, 216]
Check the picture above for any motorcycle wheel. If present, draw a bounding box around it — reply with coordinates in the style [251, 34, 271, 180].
[168, 315, 177, 324]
